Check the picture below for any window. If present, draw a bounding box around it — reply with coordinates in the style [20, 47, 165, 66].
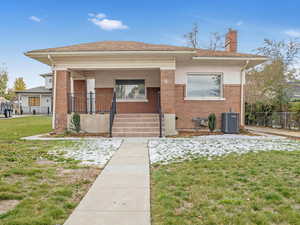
[187, 74, 222, 98]
[116, 80, 146, 100]
[28, 97, 40, 106]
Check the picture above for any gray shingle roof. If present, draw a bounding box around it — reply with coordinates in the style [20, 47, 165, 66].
[15, 86, 52, 94]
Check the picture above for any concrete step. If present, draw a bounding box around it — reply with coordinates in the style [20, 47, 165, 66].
[116, 113, 158, 118]
[112, 132, 160, 137]
[114, 118, 159, 123]
[113, 127, 160, 132]
[113, 122, 160, 127]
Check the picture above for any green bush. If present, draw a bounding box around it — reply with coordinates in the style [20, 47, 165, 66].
[208, 113, 216, 132]
[290, 102, 300, 124]
[71, 113, 80, 133]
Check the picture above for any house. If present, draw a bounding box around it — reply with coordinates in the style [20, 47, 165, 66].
[25, 29, 267, 136]
[15, 73, 52, 114]
[288, 81, 300, 102]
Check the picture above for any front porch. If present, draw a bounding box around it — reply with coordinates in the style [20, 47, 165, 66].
[54, 68, 177, 136]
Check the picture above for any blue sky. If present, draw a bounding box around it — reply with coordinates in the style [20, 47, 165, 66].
[1, 0, 300, 88]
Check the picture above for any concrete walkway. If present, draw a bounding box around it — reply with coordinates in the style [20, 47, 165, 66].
[64, 138, 151, 225]
[246, 126, 300, 138]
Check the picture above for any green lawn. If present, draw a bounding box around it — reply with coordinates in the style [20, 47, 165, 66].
[0, 116, 100, 225]
[151, 151, 300, 225]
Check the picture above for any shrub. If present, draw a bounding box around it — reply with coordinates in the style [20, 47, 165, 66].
[208, 113, 216, 132]
[71, 113, 80, 133]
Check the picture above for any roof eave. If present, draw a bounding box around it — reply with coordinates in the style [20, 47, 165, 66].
[192, 56, 268, 61]
[25, 50, 197, 57]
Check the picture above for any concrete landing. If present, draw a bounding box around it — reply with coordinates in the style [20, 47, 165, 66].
[64, 139, 151, 225]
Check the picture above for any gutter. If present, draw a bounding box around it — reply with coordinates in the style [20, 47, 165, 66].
[192, 56, 268, 61]
[240, 60, 250, 127]
[47, 54, 56, 130]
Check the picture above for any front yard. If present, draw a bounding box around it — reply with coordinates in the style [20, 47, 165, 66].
[0, 116, 104, 225]
[150, 136, 300, 225]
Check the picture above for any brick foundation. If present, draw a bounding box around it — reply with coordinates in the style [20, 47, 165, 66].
[54, 70, 70, 132]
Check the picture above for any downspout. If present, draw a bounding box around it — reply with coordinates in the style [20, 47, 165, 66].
[48, 54, 56, 129]
[240, 60, 249, 128]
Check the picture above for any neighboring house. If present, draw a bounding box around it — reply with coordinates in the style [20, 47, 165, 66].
[288, 81, 300, 102]
[25, 29, 267, 136]
[15, 73, 53, 114]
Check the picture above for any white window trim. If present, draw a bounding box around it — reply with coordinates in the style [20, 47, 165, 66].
[184, 72, 225, 101]
[114, 78, 148, 102]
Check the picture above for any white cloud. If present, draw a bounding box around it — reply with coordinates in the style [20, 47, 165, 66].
[88, 13, 128, 31]
[29, 16, 41, 22]
[236, 20, 243, 26]
[88, 13, 106, 19]
[284, 29, 300, 38]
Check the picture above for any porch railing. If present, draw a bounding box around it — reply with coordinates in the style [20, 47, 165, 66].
[157, 91, 163, 138]
[109, 92, 117, 137]
[67, 92, 111, 114]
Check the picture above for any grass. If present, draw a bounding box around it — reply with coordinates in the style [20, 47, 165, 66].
[0, 116, 100, 225]
[151, 151, 300, 225]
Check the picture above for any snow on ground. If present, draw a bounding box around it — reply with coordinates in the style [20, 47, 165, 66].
[51, 139, 123, 167]
[148, 134, 300, 164]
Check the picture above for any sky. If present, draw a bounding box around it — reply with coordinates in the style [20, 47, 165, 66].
[1, 0, 300, 88]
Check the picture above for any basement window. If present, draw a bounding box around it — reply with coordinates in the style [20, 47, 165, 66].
[186, 74, 223, 100]
[115, 79, 146, 101]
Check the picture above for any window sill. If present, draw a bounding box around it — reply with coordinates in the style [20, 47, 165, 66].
[184, 97, 226, 101]
[117, 99, 148, 102]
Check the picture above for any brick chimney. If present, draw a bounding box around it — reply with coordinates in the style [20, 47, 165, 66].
[225, 29, 237, 52]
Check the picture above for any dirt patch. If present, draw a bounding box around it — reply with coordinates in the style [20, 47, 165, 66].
[36, 159, 56, 165]
[0, 200, 19, 214]
[58, 167, 101, 184]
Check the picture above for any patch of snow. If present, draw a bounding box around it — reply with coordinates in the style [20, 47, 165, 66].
[149, 135, 300, 164]
[51, 139, 123, 167]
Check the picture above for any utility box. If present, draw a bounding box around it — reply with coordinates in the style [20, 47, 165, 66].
[221, 112, 240, 134]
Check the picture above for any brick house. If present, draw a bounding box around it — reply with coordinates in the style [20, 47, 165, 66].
[25, 29, 267, 136]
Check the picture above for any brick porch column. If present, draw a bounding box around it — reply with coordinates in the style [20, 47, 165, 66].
[54, 70, 70, 132]
[160, 69, 177, 135]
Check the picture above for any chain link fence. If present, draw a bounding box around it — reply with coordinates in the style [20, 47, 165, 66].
[246, 112, 300, 130]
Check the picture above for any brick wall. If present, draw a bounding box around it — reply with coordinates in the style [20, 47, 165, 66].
[54, 70, 70, 132]
[160, 70, 175, 114]
[95, 87, 159, 113]
[175, 84, 241, 129]
[73, 80, 87, 113]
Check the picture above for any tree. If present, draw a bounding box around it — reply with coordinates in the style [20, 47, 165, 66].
[245, 38, 300, 111]
[14, 77, 26, 91]
[0, 65, 8, 97]
[183, 23, 199, 48]
[183, 23, 225, 50]
[209, 32, 224, 51]
[5, 88, 15, 101]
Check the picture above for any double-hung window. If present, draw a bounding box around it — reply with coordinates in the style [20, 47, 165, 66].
[115, 79, 146, 101]
[186, 74, 223, 99]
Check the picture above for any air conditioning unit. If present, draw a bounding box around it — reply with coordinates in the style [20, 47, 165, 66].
[221, 112, 240, 134]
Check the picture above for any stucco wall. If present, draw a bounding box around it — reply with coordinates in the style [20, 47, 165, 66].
[94, 69, 160, 88]
[175, 61, 242, 85]
[67, 114, 109, 133]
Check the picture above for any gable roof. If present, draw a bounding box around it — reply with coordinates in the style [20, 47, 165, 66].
[15, 86, 52, 94]
[25, 41, 265, 58]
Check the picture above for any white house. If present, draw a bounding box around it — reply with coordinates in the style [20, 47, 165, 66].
[16, 73, 53, 114]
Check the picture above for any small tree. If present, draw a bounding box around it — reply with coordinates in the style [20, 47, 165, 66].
[70, 113, 81, 133]
[290, 102, 300, 127]
[183, 22, 199, 48]
[0, 65, 8, 97]
[14, 77, 26, 91]
[208, 113, 216, 132]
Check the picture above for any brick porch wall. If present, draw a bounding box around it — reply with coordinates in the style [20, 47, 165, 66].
[95, 87, 159, 113]
[175, 84, 241, 129]
[160, 70, 175, 114]
[73, 80, 87, 113]
[54, 70, 70, 132]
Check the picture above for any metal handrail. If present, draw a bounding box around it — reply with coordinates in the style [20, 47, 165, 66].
[109, 92, 117, 137]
